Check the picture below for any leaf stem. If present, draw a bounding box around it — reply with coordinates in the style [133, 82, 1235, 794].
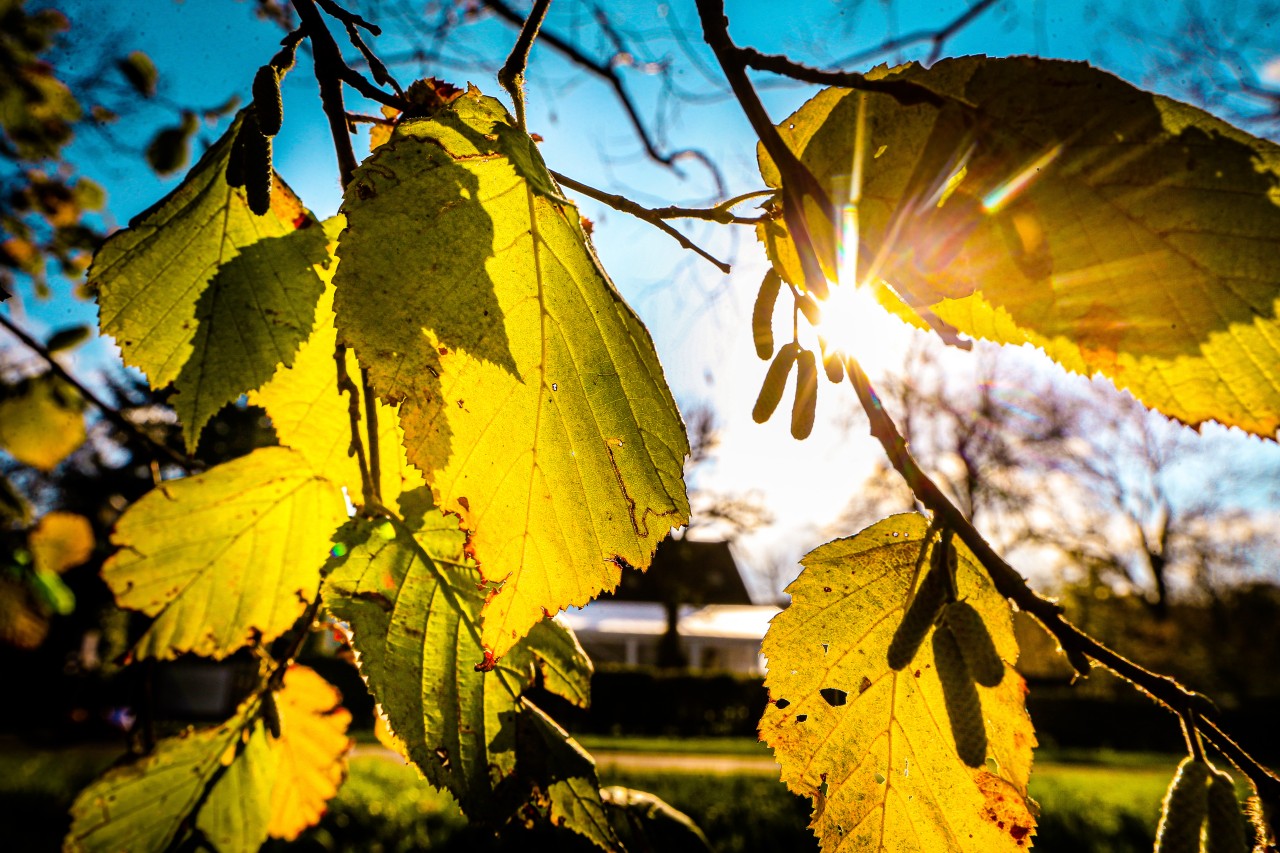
[497, 0, 552, 132]
[0, 312, 195, 472]
[840, 352, 1280, 803]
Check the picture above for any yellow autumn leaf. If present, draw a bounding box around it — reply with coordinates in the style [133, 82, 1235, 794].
[760, 57, 1280, 437]
[0, 373, 85, 471]
[761, 514, 1036, 852]
[102, 446, 347, 659]
[248, 231, 424, 508]
[267, 664, 352, 840]
[333, 86, 689, 659]
[29, 511, 94, 575]
[91, 112, 330, 451]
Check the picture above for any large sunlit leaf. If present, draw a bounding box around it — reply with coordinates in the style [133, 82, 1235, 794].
[91, 112, 330, 450]
[333, 86, 690, 659]
[760, 56, 1280, 437]
[323, 492, 612, 847]
[249, 272, 424, 507]
[267, 664, 353, 840]
[102, 446, 346, 659]
[0, 373, 85, 471]
[761, 514, 1036, 852]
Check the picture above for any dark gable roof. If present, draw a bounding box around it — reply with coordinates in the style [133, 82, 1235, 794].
[603, 538, 752, 605]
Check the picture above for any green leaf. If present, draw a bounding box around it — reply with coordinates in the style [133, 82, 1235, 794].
[760, 57, 1280, 437]
[760, 514, 1036, 852]
[323, 495, 612, 847]
[333, 86, 690, 659]
[66, 667, 350, 853]
[91, 112, 330, 451]
[102, 446, 346, 659]
[66, 705, 252, 853]
[196, 722, 275, 853]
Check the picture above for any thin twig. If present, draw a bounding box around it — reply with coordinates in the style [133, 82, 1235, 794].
[482, 0, 715, 179]
[833, 0, 1000, 68]
[553, 171, 731, 273]
[695, 0, 831, 298]
[839, 353, 1280, 801]
[314, 0, 380, 35]
[497, 0, 552, 132]
[0, 312, 194, 471]
[552, 172, 768, 224]
[738, 47, 947, 107]
[267, 591, 324, 690]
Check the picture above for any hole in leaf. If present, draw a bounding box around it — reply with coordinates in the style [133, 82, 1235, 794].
[820, 687, 848, 707]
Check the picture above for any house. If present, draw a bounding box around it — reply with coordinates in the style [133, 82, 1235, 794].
[558, 538, 780, 674]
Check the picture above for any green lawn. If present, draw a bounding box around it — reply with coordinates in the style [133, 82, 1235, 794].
[0, 738, 1236, 853]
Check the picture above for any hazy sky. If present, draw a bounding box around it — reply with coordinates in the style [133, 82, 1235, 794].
[7, 0, 1278, 600]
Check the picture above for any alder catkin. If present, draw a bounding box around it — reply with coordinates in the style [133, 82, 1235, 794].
[253, 65, 283, 137]
[752, 269, 781, 360]
[1155, 758, 1211, 853]
[932, 624, 987, 768]
[943, 601, 1004, 687]
[225, 120, 248, 188]
[243, 111, 273, 216]
[1205, 770, 1249, 853]
[886, 550, 950, 671]
[753, 343, 799, 424]
[822, 346, 844, 384]
[262, 690, 282, 739]
[791, 349, 818, 440]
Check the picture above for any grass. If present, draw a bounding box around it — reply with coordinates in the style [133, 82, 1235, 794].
[0, 738, 1222, 853]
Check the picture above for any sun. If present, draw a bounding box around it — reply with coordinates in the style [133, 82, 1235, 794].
[812, 280, 905, 368]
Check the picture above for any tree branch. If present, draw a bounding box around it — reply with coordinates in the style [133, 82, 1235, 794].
[695, 0, 832, 299]
[294, 0, 381, 509]
[0, 312, 194, 472]
[482, 0, 717, 181]
[497, 0, 551, 132]
[839, 353, 1280, 801]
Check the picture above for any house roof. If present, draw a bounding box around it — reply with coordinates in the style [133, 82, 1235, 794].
[604, 538, 753, 605]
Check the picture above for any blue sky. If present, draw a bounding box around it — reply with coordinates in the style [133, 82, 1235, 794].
[6, 0, 1279, 599]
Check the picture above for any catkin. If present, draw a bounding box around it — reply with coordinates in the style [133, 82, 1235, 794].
[943, 601, 1004, 687]
[791, 349, 818, 440]
[243, 111, 273, 216]
[1206, 770, 1249, 853]
[752, 269, 781, 360]
[253, 65, 283, 137]
[822, 347, 844, 384]
[225, 120, 248, 188]
[1155, 758, 1211, 853]
[753, 343, 799, 424]
[932, 625, 987, 768]
[262, 690, 282, 739]
[887, 552, 950, 671]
